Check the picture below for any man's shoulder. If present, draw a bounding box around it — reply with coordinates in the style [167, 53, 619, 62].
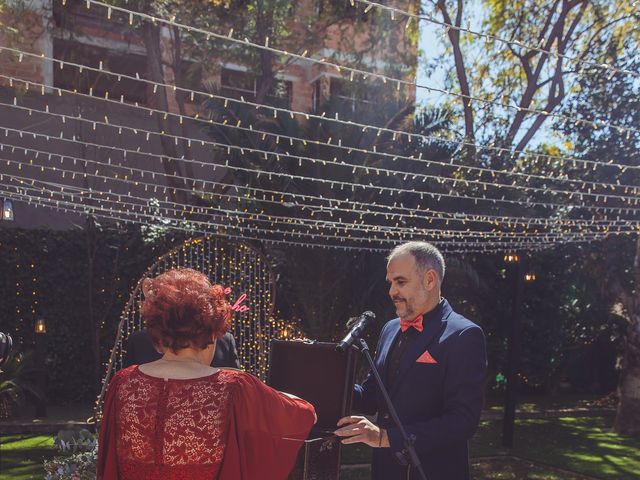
[444, 309, 484, 344]
[218, 332, 236, 344]
[447, 310, 481, 330]
[126, 329, 151, 344]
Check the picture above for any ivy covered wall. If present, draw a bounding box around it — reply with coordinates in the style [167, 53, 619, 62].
[0, 224, 187, 403]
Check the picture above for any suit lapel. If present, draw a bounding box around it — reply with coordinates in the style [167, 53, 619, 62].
[389, 301, 453, 398]
[376, 320, 400, 383]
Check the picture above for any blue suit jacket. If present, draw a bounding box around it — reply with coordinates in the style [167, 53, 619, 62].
[122, 330, 241, 369]
[353, 300, 487, 480]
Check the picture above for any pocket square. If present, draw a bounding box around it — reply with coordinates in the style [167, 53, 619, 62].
[416, 350, 437, 364]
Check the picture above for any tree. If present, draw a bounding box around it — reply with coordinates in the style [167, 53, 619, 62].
[429, 0, 638, 163]
[427, 0, 639, 431]
[559, 45, 640, 433]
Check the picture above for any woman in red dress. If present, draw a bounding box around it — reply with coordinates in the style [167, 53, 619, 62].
[97, 268, 316, 480]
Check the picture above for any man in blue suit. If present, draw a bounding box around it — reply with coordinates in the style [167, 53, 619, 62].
[335, 241, 487, 479]
[123, 330, 241, 369]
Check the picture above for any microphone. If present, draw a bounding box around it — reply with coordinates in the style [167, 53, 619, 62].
[336, 311, 376, 352]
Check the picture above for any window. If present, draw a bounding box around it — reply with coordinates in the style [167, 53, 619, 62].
[329, 78, 374, 114]
[178, 61, 205, 104]
[220, 68, 292, 108]
[221, 69, 256, 100]
[53, 0, 133, 35]
[53, 39, 147, 104]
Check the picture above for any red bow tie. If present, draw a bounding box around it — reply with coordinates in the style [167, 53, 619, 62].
[400, 315, 424, 333]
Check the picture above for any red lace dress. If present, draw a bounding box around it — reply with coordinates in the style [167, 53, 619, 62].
[97, 366, 315, 480]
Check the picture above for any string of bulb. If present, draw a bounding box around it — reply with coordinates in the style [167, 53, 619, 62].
[3, 46, 637, 176]
[4, 167, 632, 242]
[352, 0, 639, 78]
[4, 139, 635, 230]
[3, 94, 640, 215]
[1, 63, 638, 205]
[61, 0, 640, 138]
[1, 185, 598, 253]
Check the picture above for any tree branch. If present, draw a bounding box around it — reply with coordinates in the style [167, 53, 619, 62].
[437, 0, 475, 154]
[504, 0, 585, 149]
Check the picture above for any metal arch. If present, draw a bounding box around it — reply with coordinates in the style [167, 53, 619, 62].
[95, 235, 277, 418]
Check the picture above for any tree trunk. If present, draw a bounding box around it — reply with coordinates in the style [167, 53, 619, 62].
[437, 0, 475, 160]
[613, 235, 640, 435]
[142, 22, 189, 204]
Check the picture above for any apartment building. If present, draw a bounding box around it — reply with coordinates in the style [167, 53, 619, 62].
[0, 0, 418, 229]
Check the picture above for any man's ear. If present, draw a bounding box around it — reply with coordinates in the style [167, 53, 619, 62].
[424, 269, 438, 290]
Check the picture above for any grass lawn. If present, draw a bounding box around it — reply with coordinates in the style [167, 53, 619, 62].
[0, 435, 55, 480]
[341, 415, 640, 480]
[2, 415, 638, 479]
[483, 392, 616, 413]
[470, 416, 639, 479]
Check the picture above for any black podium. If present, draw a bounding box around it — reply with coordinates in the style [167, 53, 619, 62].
[268, 340, 358, 480]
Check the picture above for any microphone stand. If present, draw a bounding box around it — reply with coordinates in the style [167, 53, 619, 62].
[355, 337, 428, 480]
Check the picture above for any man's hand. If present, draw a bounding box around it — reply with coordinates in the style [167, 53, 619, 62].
[335, 416, 389, 448]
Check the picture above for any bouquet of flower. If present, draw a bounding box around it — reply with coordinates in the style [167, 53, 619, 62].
[43, 429, 97, 480]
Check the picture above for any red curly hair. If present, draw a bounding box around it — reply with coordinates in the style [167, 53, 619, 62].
[140, 268, 232, 352]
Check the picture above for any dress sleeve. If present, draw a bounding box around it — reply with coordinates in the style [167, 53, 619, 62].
[218, 372, 316, 480]
[97, 370, 124, 480]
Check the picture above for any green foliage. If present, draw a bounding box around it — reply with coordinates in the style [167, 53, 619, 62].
[559, 41, 640, 186]
[344, 414, 640, 479]
[0, 225, 189, 404]
[3, 413, 639, 479]
[54, 429, 97, 454]
[473, 416, 640, 479]
[0, 0, 23, 40]
[0, 350, 44, 419]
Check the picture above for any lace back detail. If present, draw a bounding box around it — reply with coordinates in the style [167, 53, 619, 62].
[115, 369, 235, 478]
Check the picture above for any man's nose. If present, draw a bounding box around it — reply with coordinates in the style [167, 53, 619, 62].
[389, 284, 396, 297]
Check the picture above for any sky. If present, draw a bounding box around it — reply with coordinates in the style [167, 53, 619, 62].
[414, 1, 558, 149]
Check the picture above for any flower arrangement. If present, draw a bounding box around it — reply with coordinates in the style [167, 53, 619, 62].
[43, 429, 97, 480]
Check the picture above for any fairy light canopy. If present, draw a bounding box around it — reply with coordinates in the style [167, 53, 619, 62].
[0, 0, 637, 255]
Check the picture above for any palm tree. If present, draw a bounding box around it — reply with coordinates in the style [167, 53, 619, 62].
[0, 350, 45, 419]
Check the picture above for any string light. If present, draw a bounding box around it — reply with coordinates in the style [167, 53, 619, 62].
[4, 173, 633, 243]
[2, 160, 631, 253]
[68, 0, 640, 137]
[2, 4, 637, 251]
[4, 156, 640, 246]
[4, 142, 636, 234]
[2, 181, 635, 250]
[2, 46, 638, 175]
[3, 99, 640, 214]
[352, 0, 639, 79]
[0, 190, 588, 256]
